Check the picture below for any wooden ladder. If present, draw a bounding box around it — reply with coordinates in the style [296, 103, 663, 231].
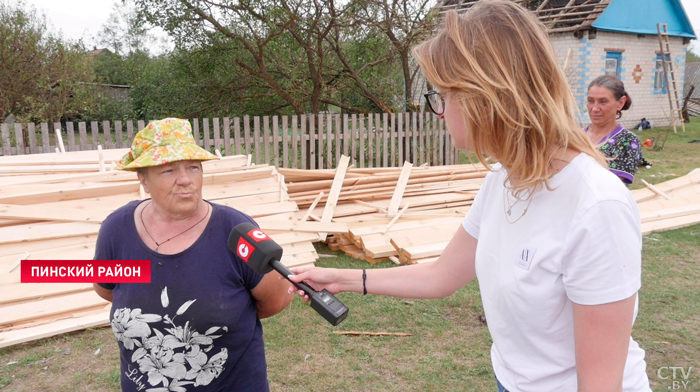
[655, 23, 685, 150]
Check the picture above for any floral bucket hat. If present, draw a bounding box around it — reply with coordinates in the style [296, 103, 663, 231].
[117, 118, 218, 171]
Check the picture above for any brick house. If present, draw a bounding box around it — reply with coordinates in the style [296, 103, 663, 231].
[434, 0, 696, 128]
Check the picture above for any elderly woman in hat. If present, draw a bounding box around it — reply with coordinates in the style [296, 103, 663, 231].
[93, 118, 292, 392]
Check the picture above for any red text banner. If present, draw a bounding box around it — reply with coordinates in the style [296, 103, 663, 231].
[21, 260, 151, 283]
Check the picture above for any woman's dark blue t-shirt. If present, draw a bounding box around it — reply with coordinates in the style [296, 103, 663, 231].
[95, 200, 267, 392]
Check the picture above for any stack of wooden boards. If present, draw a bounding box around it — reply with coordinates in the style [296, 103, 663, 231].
[0, 149, 347, 348]
[280, 156, 491, 264]
[2, 147, 698, 349]
[282, 158, 700, 265]
[634, 169, 700, 234]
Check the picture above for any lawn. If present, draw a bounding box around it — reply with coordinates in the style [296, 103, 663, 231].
[1, 120, 698, 392]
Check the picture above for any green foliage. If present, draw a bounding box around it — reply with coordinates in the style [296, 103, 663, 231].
[687, 50, 700, 63]
[0, 0, 96, 123]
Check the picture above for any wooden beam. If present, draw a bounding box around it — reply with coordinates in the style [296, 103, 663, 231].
[319, 155, 351, 240]
[387, 162, 413, 216]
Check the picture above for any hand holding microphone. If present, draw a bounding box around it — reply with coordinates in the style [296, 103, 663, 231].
[227, 223, 349, 326]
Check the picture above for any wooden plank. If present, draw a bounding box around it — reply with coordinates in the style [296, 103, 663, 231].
[102, 121, 112, 149]
[78, 122, 88, 151]
[0, 291, 107, 326]
[319, 155, 351, 240]
[419, 112, 425, 165]
[41, 123, 50, 153]
[114, 120, 123, 148]
[272, 116, 282, 167]
[203, 118, 212, 152]
[0, 311, 109, 349]
[387, 162, 413, 216]
[641, 213, 700, 235]
[640, 204, 700, 223]
[0, 182, 139, 205]
[1, 123, 10, 156]
[390, 113, 396, 167]
[264, 116, 270, 165]
[126, 121, 134, 146]
[255, 219, 347, 233]
[641, 179, 672, 200]
[301, 115, 307, 169]
[0, 235, 97, 259]
[14, 124, 24, 155]
[291, 116, 298, 169]
[0, 222, 100, 245]
[327, 114, 333, 169]
[317, 115, 324, 169]
[383, 112, 389, 168]
[254, 116, 261, 165]
[439, 117, 445, 165]
[367, 114, 373, 168]
[309, 115, 316, 170]
[359, 114, 365, 168]
[280, 116, 286, 167]
[192, 118, 201, 147]
[343, 114, 349, 159]
[231, 117, 241, 156]
[222, 118, 231, 156]
[244, 115, 252, 157]
[431, 114, 438, 165]
[375, 113, 381, 168]
[402, 241, 450, 260]
[67, 122, 77, 152]
[27, 123, 38, 154]
[213, 117, 222, 154]
[335, 114, 341, 167]
[0, 204, 109, 223]
[412, 112, 418, 165]
[137, 120, 146, 135]
[90, 121, 99, 150]
[351, 114, 358, 166]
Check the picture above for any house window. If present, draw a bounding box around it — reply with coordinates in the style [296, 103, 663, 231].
[605, 51, 622, 77]
[654, 53, 670, 94]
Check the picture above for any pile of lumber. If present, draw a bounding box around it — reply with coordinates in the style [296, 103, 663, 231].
[282, 158, 700, 265]
[634, 169, 700, 235]
[0, 150, 347, 348]
[281, 156, 491, 264]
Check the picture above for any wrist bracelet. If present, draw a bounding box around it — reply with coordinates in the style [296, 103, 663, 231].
[362, 269, 367, 295]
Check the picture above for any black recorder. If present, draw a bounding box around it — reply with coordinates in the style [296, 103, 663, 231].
[227, 222, 349, 326]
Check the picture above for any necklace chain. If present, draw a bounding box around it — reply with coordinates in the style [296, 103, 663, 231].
[503, 188, 534, 224]
[140, 201, 210, 252]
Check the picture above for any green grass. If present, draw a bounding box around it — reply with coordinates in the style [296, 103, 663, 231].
[1, 120, 698, 391]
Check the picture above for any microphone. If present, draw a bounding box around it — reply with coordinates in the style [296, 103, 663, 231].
[227, 222, 349, 326]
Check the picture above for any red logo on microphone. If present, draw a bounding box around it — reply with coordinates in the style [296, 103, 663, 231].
[236, 237, 254, 262]
[248, 228, 272, 243]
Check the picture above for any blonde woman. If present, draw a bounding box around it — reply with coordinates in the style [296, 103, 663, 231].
[288, 1, 651, 391]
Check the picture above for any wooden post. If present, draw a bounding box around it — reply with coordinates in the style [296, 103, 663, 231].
[390, 113, 396, 167]
[343, 114, 349, 159]
[411, 112, 418, 165]
[203, 118, 212, 153]
[254, 116, 261, 165]
[334, 114, 341, 168]
[79, 122, 88, 151]
[67, 122, 76, 152]
[1, 123, 11, 156]
[263, 116, 271, 165]
[244, 115, 251, 160]
[292, 115, 298, 169]
[233, 117, 242, 156]
[375, 113, 381, 168]
[317, 114, 325, 169]
[112, 120, 122, 148]
[90, 121, 99, 150]
[41, 123, 50, 153]
[309, 115, 316, 170]
[282, 115, 289, 168]
[223, 117, 231, 156]
[14, 123, 24, 155]
[192, 118, 201, 147]
[439, 117, 446, 165]
[300, 115, 307, 169]
[126, 121, 134, 147]
[55, 127, 66, 153]
[351, 114, 357, 166]
[359, 114, 365, 168]
[383, 113, 389, 168]
[273, 115, 280, 167]
[213, 117, 222, 154]
[397, 113, 404, 165]
[27, 123, 38, 153]
[103, 121, 112, 149]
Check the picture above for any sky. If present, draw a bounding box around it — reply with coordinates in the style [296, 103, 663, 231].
[21, 0, 700, 54]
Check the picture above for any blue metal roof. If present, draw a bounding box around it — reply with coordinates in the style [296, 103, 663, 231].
[592, 0, 696, 38]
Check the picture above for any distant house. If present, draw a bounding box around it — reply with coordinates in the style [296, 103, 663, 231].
[683, 61, 700, 116]
[433, 0, 696, 128]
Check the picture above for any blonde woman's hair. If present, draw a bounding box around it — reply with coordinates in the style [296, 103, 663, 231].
[413, 0, 606, 196]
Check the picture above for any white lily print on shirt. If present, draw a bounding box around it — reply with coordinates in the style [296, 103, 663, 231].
[111, 286, 227, 391]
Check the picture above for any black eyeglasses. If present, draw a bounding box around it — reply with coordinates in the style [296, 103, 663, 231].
[424, 90, 445, 115]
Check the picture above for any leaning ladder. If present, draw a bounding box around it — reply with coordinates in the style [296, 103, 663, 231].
[655, 23, 686, 150]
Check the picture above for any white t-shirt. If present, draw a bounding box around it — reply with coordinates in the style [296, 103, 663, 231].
[462, 153, 651, 392]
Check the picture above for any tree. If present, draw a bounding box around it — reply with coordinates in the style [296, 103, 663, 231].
[0, 0, 95, 123]
[130, 0, 434, 115]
